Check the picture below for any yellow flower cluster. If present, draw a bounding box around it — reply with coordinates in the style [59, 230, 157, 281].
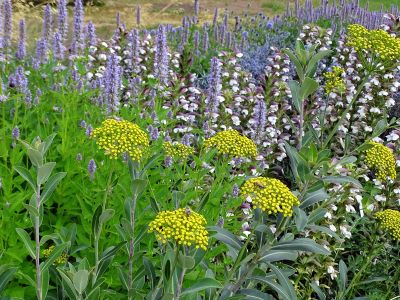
[347, 24, 400, 61]
[163, 142, 194, 159]
[365, 142, 396, 182]
[204, 130, 257, 158]
[324, 66, 346, 94]
[92, 119, 149, 160]
[240, 177, 300, 217]
[376, 209, 400, 240]
[148, 208, 209, 250]
[42, 245, 68, 265]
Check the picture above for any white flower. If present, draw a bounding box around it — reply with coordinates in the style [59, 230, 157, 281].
[386, 132, 399, 141]
[374, 195, 386, 202]
[345, 204, 356, 213]
[324, 211, 333, 220]
[329, 224, 337, 232]
[340, 225, 352, 239]
[98, 53, 107, 61]
[327, 266, 338, 279]
[366, 204, 375, 211]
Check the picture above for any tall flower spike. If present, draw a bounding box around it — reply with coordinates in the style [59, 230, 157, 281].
[2, 0, 12, 49]
[251, 99, 267, 144]
[16, 20, 26, 60]
[88, 159, 96, 180]
[153, 25, 169, 85]
[103, 54, 122, 112]
[53, 31, 65, 61]
[194, 0, 200, 16]
[58, 0, 68, 39]
[205, 57, 222, 120]
[85, 21, 97, 48]
[72, 0, 84, 55]
[42, 4, 52, 42]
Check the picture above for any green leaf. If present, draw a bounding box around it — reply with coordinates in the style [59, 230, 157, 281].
[300, 77, 319, 99]
[310, 282, 326, 300]
[282, 49, 304, 81]
[339, 260, 348, 291]
[288, 80, 302, 113]
[23, 204, 39, 218]
[259, 250, 298, 263]
[293, 207, 308, 231]
[300, 188, 328, 209]
[272, 238, 330, 255]
[41, 268, 49, 300]
[257, 277, 291, 300]
[41, 172, 67, 204]
[268, 263, 297, 300]
[180, 278, 222, 296]
[172, 190, 185, 209]
[177, 254, 195, 269]
[322, 176, 362, 189]
[27, 148, 43, 167]
[238, 289, 273, 299]
[41, 243, 69, 271]
[16, 228, 36, 259]
[305, 50, 332, 77]
[132, 179, 147, 197]
[73, 270, 89, 294]
[99, 209, 114, 225]
[372, 119, 388, 138]
[14, 166, 37, 192]
[42, 133, 57, 156]
[307, 207, 328, 224]
[57, 269, 78, 299]
[143, 257, 156, 289]
[0, 268, 17, 292]
[37, 162, 56, 186]
[307, 225, 342, 240]
[92, 205, 102, 238]
[208, 226, 242, 251]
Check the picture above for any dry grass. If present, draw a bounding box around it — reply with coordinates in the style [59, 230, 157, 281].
[12, 0, 395, 41]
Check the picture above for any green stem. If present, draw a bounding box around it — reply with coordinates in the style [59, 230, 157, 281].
[127, 194, 138, 300]
[35, 185, 42, 300]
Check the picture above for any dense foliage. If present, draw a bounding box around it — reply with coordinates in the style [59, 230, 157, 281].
[0, 0, 400, 299]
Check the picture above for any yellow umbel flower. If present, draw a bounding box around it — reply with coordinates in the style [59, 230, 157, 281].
[324, 66, 346, 94]
[365, 142, 396, 182]
[148, 208, 209, 250]
[92, 119, 149, 160]
[204, 130, 257, 158]
[376, 209, 400, 240]
[163, 142, 194, 159]
[347, 24, 400, 61]
[240, 177, 300, 217]
[42, 245, 68, 265]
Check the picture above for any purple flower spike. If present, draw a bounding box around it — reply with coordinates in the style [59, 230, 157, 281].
[42, 4, 52, 42]
[2, 0, 13, 49]
[232, 184, 240, 197]
[88, 159, 97, 180]
[58, 0, 68, 39]
[85, 21, 97, 48]
[205, 57, 222, 120]
[53, 31, 65, 60]
[103, 54, 123, 112]
[16, 20, 26, 60]
[72, 0, 84, 55]
[12, 127, 20, 140]
[153, 25, 169, 85]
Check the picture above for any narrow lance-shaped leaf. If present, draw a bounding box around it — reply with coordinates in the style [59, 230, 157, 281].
[40, 172, 67, 204]
[16, 228, 36, 259]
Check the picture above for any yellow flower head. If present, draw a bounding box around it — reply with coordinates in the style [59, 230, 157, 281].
[324, 66, 346, 94]
[148, 208, 209, 250]
[42, 245, 68, 265]
[163, 142, 194, 159]
[240, 177, 300, 217]
[92, 119, 149, 160]
[204, 130, 257, 158]
[376, 209, 400, 240]
[365, 141, 396, 182]
[347, 24, 400, 62]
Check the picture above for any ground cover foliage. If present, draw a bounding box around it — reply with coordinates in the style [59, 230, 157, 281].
[0, 0, 400, 299]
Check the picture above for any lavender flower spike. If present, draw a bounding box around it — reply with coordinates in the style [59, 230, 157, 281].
[85, 21, 97, 48]
[58, 0, 68, 39]
[53, 31, 65, 61]
[12, 126, 20, 140]
[42, 4, 52, 42]
[205, 57, 222, 120]
[153, 25, 169, 85]
[72, 0, 84, 55]
[103, 54, 123, 112]
[194, 0, 200, 16]
[16, 20, 26, 60]
[88, 159, 97, 180]
[2, 0, 13, 49]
